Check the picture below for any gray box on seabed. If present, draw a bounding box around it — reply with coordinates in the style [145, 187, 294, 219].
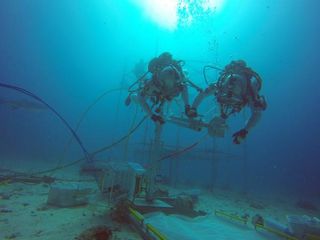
[96, 161, 146, 202]
[47, 183, 92, 207]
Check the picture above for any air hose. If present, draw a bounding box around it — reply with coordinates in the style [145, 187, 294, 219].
[0, 83, 146, 176]
[159, 134, 208, 161]
[203, 65, 224, 85]
[0, 82, 91, 162]
[59, 87, 125, 158]
[30, 115, 147, 176]
[90, 115, 147, 157]
[128, 71, 149, 93]
[48, 87, 126, 176]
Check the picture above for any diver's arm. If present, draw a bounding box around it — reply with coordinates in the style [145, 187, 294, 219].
[133, 93, 164, 124]
[185, 79, 202, 93]
[232, 104, 262, 144]
[185, 85, 215, 118]
[244, 105, 262, 131]
[191, 84, 216, 109]
[232, 78, 265, 144]
[180, 72, 201, 107]
[245, 75, 265, 131]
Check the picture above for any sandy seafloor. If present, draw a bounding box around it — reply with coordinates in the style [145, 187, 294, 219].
[1, 160, 319, 240]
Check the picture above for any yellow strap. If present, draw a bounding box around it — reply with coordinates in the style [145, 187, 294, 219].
[146, 223, 168, 240]
[215, 210, 248, 224]
[128, 207, 144, 222]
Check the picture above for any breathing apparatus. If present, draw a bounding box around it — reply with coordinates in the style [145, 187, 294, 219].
[125, 71, 149, 106]
[126, 54, 174, 104]
[203, 61, 267, 119]
[126, 55, 190, 106]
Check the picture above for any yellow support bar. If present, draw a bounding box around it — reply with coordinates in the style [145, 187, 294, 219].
[128, 207, 167, 240]
[146, 223, 168, 240]
[215, 209, 248, 224]
[215, 209, 301, 240]
[128, 207, 144, 222]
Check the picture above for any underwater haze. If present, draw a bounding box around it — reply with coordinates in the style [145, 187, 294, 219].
[0, 0, 320, 239]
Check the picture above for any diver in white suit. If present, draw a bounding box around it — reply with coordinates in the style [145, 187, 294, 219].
[127, 52, 199, 124]
[186, 60, 267, 144]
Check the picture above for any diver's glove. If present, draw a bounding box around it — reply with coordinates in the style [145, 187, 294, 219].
[151, 114, 165, 125]
[232, 129, 248, 144]
[185, 105, 198, 118]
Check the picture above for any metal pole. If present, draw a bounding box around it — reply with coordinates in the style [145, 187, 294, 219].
[146, 121, 163, 202]
[242, 140, 248, 194]
[210, 138, 218, 191]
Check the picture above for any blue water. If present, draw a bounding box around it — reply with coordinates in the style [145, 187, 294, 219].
[0, 0, 319, 228]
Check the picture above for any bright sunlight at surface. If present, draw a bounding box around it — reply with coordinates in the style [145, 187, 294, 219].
[132, 0, 225, 30]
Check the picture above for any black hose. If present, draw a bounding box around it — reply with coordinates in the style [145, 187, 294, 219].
[0, 82, 91, 162]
